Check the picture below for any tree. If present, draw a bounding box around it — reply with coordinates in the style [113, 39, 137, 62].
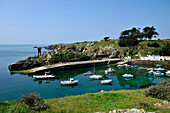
[159, 42, 170, 56]
[104, 37, 109, 41]
[142, 26, 159, 40]
[118, 27, 140, 47]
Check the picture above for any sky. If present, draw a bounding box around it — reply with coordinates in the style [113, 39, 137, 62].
[0, 0, 170, 44]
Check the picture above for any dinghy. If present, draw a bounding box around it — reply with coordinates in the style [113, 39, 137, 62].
[61, 78, 79, 85]
[84, 72, 92, 76]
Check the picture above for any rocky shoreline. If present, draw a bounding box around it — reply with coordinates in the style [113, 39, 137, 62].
[8, 41, 119, 71]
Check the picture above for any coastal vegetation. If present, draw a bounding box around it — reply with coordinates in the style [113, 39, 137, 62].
[0, 80, 170, 113]
[145, 79, 170, 101]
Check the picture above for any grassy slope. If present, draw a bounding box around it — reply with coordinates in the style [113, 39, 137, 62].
[1, 89, 169, 113]
[44, 89, 170, 113]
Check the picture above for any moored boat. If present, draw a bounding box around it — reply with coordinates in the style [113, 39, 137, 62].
[156, 67, 165, 71]
[84, 72, 92, 76]
[61, 78, 79, 85]
[124, 64, 131, 68]
[100, 79, 112, 85]
[154, 71, 164, 77]
[117, 65, 124, 68]
[166, 70, 170, 75]
[33, 72, 55, 79]
[148, 70, 155, 75]
[122, 74, 134, 78]
[105, 68, 114, 74]
[90, 75, 103, 80]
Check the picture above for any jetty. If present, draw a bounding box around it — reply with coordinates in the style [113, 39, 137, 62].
[11, 58, 120, 74]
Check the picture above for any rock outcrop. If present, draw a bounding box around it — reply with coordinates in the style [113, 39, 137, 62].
[9, 41, 119, 71]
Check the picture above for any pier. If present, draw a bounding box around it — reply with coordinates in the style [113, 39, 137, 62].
[11, 58, 120, 74]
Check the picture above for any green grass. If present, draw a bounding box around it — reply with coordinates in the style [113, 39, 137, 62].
[1, 89, 169, 113]
[44, 89, 170, 113]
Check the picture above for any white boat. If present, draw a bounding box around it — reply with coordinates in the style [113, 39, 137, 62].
[156, 67, 165, 71]
[105, 68, 114, 74]
[154, 71, 164, 77]
[155, 64, 161, 67]
[117, 65, 124, 68]
[100, 79, 112, 84]
[146, 68, 154, 71]
[61, 78, 79, 85]
[166, 70, 170, 75]
[90, 75, 103, 80]
[122, 74, 134, 78]
[124, 64, 131, 68]
[33, 72, 55, 79]
[148, 70, 155, 75]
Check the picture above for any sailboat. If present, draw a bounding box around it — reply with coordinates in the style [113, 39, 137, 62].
[89, 57, 103, 80]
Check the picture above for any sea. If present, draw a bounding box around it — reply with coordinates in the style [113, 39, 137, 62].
[0, 44, 169, 101]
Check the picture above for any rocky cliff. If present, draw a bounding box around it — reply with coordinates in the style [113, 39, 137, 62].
[9, 41, 119, 71]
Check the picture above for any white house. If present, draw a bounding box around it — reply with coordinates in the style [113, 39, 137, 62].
[140, 55, 170, 61]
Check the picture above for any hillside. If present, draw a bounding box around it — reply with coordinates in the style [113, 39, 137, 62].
[8, 39, 170, 71]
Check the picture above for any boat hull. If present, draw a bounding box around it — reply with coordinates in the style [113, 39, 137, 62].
[61, 80, 79, 85]
[101, 80, 112, 85]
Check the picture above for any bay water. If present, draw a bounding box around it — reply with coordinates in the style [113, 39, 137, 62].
[0, 44, 169, 101]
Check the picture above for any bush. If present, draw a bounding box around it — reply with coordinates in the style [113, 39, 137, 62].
[19, 92, 48, 112]
[145, 79, 170, 101]
[138, 101, 152, 108]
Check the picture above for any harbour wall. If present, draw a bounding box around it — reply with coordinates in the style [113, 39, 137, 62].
[129, 60, 170, 66]
[11, 59, 120, 74]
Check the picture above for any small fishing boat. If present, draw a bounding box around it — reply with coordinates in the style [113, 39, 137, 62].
[148, 70, 155, 75]
[90, 75, 103, 80]
[100, 79, 112, 85]
[122, 74, 134, 78]
[166, 70, 170, 75]
[84, 72, 92, 76]
[33, 71, 55, 79]
[105, 68, 114, 74]
[154, 71, 164, 77]
[61, 78, 79, 85]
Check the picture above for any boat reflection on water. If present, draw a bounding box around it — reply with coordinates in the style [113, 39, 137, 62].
[60, 83, 78, 88]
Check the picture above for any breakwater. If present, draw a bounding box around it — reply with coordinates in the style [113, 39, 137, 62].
[129, 60, 170, 66]
[11, 58, 120, 74]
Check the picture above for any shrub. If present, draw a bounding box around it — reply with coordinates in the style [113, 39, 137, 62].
[145, 79, 170, 101]
[138, 101, 152, 108]
[19, 92, 48, 112]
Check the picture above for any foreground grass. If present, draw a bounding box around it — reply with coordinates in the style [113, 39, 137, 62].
[1, 89, 169, 113]
[44, 89, 170, 113]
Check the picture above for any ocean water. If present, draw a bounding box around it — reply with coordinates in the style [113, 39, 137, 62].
[0, 44, 169, 101]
